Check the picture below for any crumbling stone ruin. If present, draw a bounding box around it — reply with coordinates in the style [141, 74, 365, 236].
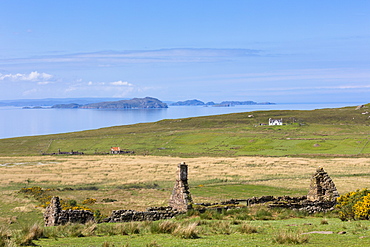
[169, 162, 193, 212]
[107, 162, 193, 223]
[43, 164, 339, 226]
[194, 167, 339, 214]
[43, 197, 95, 226]
[106, 207, 180, 223]
[307, 167, 339, 202]
[197, 195, 336, 214]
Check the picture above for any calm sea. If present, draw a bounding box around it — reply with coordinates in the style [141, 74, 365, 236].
[0, 102, 363, 139]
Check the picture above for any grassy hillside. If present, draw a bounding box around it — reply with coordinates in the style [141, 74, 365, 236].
[0, 104, 369, 157]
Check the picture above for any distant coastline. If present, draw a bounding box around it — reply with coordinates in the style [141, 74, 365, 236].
[170, 99, 275, 107]
[0, 102, 365, 140]
[0, 97, 276, 109]
[52, 97, 168, 109]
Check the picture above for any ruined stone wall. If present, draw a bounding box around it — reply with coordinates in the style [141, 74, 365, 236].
[307, 167, 339, 201]
[107, 207, 179, 223]
[44, 165, 340, 226]
[169, 162, 193, 212]
[44, 197, 95, 226]
[197, 195, 336, 214]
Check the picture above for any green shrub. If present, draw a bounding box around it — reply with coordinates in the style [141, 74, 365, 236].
[102, 198, 117, 203]
[94, 210, 108, 223]
[336, 188, 370, 220]
[254, 208, 273, 220]
[199, 210, 224, 220]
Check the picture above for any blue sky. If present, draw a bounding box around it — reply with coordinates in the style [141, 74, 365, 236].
[0, 1, 369, 103]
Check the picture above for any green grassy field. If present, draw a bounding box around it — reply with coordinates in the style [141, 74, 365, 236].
[0, 104, 369, 157]
[0, 104, 370, 246]
[32, 217, 370, 247]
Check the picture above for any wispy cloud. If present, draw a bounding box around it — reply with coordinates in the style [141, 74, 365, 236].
[247, 84, 370, 92]
[0, 48, 263, 67]
[110, 80, 133, 86]
[62, 79, 140, 97]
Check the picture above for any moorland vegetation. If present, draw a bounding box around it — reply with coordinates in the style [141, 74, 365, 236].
[0, 104, 369, 246]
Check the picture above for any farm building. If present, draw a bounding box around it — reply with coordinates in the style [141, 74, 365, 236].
[110, 147, 121, 154]
[269, 118, 283, 125]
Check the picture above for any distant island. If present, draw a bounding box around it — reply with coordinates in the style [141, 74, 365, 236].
[1, 97, 275, 109]
[52, 97, 168, 109]
[170, 99, 275, 107]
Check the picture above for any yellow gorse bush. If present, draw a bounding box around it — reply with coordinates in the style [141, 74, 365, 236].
[353, 194, 370, 220]
[336, 188, 370, 221]
[82, 198, 97, 205]
[19, 186, 93, 211]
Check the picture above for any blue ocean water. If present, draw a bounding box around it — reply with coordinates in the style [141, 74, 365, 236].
[0, 102, 363, 139]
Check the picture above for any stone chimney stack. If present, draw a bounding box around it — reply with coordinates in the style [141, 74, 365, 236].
[307, 167, 339, 202]
[43, 196, 62, 226]
[169, 162, 193, 212]
[178, 162, 188, 181]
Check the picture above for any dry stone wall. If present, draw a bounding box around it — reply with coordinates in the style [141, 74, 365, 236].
[44, 197, 94, 226]
[197, 195, 336, 214]
[107, 207, 179, 223]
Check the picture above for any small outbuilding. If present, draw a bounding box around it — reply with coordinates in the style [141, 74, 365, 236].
[269, 118, 283, 126]
[110, 147, 121, 154]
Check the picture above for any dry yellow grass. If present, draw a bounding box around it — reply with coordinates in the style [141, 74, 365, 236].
[0, 155, 369, 194]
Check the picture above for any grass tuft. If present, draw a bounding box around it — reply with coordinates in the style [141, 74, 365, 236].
[238, 223, 258, 234]
[272, 230, 309, 244]
[172, 222, 199, 239]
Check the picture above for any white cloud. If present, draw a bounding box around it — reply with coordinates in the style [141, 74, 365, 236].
[37, 81, 52, 85]
[110, 80, 133, 86]
[0, 71, 53, 82]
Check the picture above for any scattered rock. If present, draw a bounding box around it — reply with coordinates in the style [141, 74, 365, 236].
[356, 105, 365, 110]
[302, 231, 333, 235]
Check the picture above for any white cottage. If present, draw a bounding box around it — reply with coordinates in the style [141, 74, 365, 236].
[269, 118, 283, 125]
